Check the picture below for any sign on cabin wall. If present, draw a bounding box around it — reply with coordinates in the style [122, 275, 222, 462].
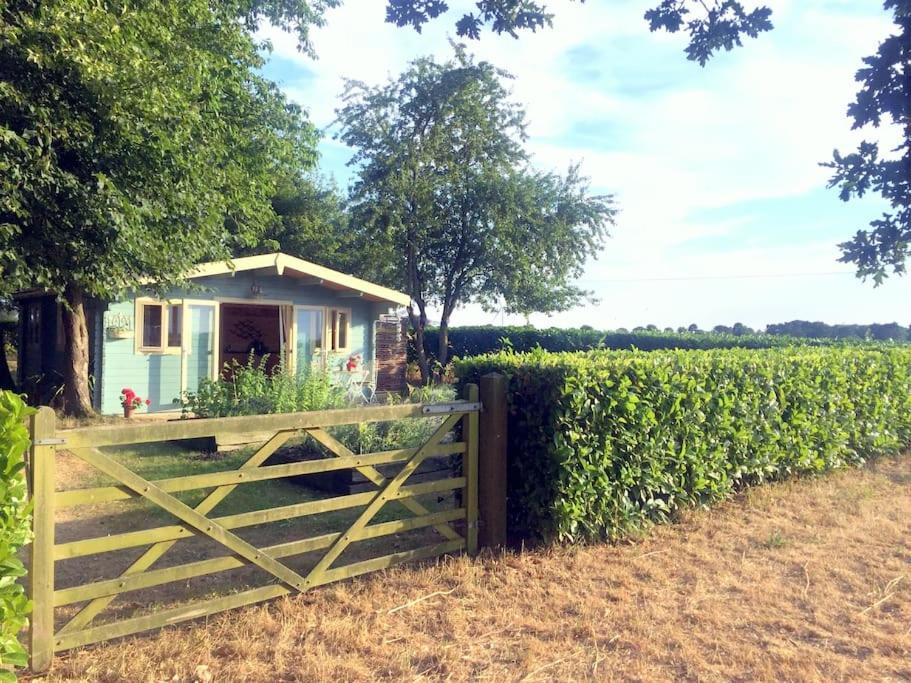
[104, 311, 134, 340]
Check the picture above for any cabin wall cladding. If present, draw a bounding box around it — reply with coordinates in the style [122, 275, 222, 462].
[375, 319, 407, 392]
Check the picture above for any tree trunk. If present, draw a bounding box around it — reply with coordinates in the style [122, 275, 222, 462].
[0, 343, 16, 391]
[437, 319, 450, 371]
[62, 285, 94, 417]
[408, 305, 431, 384]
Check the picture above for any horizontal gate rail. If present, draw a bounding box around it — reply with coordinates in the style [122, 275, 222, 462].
[55, 477, 466, 559]
[303, 413, 462, 587]
[53, 539, 466, 653]
[27, 390, 483, 672]
[304, 426, 464, 543]
[58, 402, 479, 449]
[58, 430, 294, 635]
[56, 441, 466, 508]
[55, 508, 466, 606]
[72, 447, 310, 592]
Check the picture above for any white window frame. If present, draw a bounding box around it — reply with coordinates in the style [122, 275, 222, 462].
[135, 298, 183, 354]
[328, 307, 351, 353]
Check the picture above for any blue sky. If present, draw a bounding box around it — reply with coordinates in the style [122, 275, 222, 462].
[259, 0, 910, 329]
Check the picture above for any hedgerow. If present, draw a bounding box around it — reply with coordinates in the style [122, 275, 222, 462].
[418, 325, 865, 364]
[456, 347, 911, 543]
[0, 392, 34, 678]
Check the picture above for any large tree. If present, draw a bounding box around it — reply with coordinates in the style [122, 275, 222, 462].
[0, 0, 319, 415]
[238, 175, 354, 270]
[336, 47, 616, 380]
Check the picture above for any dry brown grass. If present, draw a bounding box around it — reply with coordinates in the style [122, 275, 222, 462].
[38, 456, 911, 683]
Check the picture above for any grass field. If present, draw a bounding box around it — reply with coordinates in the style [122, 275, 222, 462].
[38, 453, 910, 682]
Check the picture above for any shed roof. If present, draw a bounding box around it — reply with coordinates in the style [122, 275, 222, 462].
[189, 253, 410, 307]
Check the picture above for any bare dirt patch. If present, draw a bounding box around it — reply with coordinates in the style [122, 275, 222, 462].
[40, 456, 911, 682]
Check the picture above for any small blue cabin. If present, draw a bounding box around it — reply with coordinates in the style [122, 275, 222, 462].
[15, 253, 411, 414]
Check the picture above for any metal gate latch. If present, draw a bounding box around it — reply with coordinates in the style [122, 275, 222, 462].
[422, 402, 483, 415]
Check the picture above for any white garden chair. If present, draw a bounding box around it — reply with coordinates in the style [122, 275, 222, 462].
[344, 364, 376, 405]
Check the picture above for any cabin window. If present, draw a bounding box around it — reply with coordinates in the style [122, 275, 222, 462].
[295, 307, 324, 356]
[141, 304, 163, 348]
[167, 304, 182, 347]
[136, 300, 182, 353]
[329, 308, 350, 351]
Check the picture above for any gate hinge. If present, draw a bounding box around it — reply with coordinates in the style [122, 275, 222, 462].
[466, 520, 482, 529]
[32, 438, 66, 446]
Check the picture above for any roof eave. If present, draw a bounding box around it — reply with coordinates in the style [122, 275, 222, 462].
[185, 253, 411, 307]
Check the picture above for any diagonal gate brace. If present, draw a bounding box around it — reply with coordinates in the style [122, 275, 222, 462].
[303, 413, 463, 587]
[73, 445, 309, 594]
[60, 431, 295, 633]
[305, 427, 463, 542]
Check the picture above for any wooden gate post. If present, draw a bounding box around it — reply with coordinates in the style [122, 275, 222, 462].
[29, 406, 57, 673]
[463, 383, 480, 556]
[478, 373, 507, 548]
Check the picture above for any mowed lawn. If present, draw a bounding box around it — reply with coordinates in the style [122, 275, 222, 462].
[42, 454, 910, 682]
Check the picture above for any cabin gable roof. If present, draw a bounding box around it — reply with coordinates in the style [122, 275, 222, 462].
[186, 253, 410, 307]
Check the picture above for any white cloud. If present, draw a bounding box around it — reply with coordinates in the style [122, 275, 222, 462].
[260, 0, 911, 328]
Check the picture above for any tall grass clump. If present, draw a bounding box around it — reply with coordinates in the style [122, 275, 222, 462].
[180, 355, 460, 456]
[181, 354, 346, 417]
[0, 391, 34, 678]
[457, 346, 911, 543]
[328, 383, 458, 454]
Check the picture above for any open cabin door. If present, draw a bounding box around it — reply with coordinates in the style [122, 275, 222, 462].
[180, 301, 219, 397]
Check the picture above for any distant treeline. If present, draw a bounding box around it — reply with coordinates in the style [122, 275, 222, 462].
[414, 322, 909, 364]
[628, 320, 909, 340]
[764, 320, 910, 340]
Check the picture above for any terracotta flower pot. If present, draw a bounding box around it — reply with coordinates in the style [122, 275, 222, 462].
[123, 405, 134, 419]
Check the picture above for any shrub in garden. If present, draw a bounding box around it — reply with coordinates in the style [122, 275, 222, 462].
[456, 347, 911, 543]
[0, 391, 34, 678]
[180, 354, 346, 418]
[119, 388, 150, 415]
[264, 383, 459, 490]
[183, 354, 458, 461]
[332, 383, 458, 451]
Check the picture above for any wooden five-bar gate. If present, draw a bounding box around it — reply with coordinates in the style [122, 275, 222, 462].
[26, 379, 507, 673]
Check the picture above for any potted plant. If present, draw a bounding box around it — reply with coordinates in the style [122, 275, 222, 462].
[120, 388, 150, 418]
[106, 326, 132, 340]
[345, 353, 363, 372]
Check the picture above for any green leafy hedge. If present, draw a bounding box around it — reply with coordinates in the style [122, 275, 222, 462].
[0, 392, 34, 677]
[456, 347, 911, 543]
[418, 325, 861, 364]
